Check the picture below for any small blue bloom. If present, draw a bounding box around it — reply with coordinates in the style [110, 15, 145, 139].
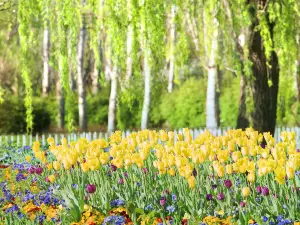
[171, 194, 177, 202]
[262, 216, 268, 222]
[145, 204, 153, 211]
[166, 205, 175, 213]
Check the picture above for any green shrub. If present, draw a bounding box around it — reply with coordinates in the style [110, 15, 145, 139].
[159, 77, 206, 129]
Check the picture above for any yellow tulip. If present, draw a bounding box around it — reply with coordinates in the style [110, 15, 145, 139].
[47, 163, 53, 170]
[188, 176, 196, 189]
[168, 168, 175, 176]
[81, 163, 89, 172]
[226, 164, 233, 175]
[247, 172, 255, 183]
[53, 161, 61, 170]
[242, 187, 250, 197]
[48, 175, 55, 183]
[25, 155, 31, 162]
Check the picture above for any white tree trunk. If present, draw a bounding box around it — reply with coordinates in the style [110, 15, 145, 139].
[42, 28, 50, 96]
[295, 35, 300, 102]
[56, 78, 65, 129]
[67, 34, 76, 91]
[167, 4, 176, 93]
[108, 66, 117, 132]
[77, 1, 87, 131]
[206, 19, 219, 129]
[125, 0, 133, 83]
[91, 59, 100, 95]
[141, 48, 151, 130]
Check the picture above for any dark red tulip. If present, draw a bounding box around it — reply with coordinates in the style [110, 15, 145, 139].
[224, 180, 232, 188]
[85, 184, 96, 194]
[217, 192, 225, 200]
[35, 167, 43, 175]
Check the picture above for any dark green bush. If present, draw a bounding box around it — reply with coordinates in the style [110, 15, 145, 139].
[158, 77, 206, 129]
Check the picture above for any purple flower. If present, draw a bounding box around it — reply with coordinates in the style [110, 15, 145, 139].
[224, 180, 232, 188]
[28, 167, 35, 174]
[118, 178, 124, 185]
[192, 168, 197, 177]
[166, 205, 175, 213]
[35, 167, 43, 175]
[85, 184, 96, 194]
[171, 194, 177, 202]
[256, 186, 262, 194]
[143, 168, 149, 174]
[160, 197, 166, 206]
[206, 194, 213, 201]
[217, 192, 225, 200]
[16, 173, 27, 182]
[262, 187, 269, 196]
[212, 184, 217, 190]
[110, 164, 117, 172]
[110, 199, 124, 207]
[240, 201, 246, 207]
[123, 172, 128, 178]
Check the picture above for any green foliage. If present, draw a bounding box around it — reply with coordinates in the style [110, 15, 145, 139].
[159, 78, 206, 129]
[0, 96, 51, 134]
[219, 75, 239, 127]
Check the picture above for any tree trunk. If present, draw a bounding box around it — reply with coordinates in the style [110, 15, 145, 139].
[91, 56, 100, 95]
[250, 17, 279, 135]
[295, 35, 300, 102]
[206, 19, 218, 129]
[141, 49, 151, 130]
[125, 0, 133, 83]
[56, 78, 65, 129]
[77, 0, 87, 131]
[107, 66, 117, 132]
[167, 4, 176, 93]
[68, 31, 76, 91]
[42, 27, 50, 96]
[236, 74, 249, 129]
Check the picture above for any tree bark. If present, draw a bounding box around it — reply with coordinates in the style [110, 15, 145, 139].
[295, 35, 300, 102]
[206, 18, 219, 129]
[91, 56, 100, 95]
[125, 0, 133, 83]
[237, 74, 249, 129]
[42, 27, 50, 96]
[107, 66, 117, 132]
[250, 15, 279, 135]
[141, 48, 151, 130]
[56, 78, 65, 130]
[77, 0, 87, 131]
[167, 4, 176, 93]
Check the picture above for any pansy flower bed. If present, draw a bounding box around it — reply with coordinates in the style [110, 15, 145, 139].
[0, 128, 300, 224]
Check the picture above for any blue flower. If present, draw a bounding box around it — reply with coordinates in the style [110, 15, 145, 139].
[102, 215, 125, 225]
[145, 204, 153, 211]
[110, 199, 125, 207]
[171, 194, 177, 202]
[262, 216, 268, 222]
[72, 184, 78, 188]
[166, 205, 175, 213]
[6, 205, 20, 214]
[277, 215, 284, 222]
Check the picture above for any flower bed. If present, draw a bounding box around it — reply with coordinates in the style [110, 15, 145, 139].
[0, 128, 300, 224]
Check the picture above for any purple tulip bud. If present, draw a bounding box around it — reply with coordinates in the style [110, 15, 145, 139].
[35, 167, 43, 175]
[224, 180, 232, 188]
[206, 194, 213, 201]
[217, 192, 225, 200]
[28, 167, 35, 174]
[160, 197, 166, 206]
[118, 178, 124, 185]
[110, 164, 117, 172]
[262, 187, 269, 196]
[192, 168, 197, 177]
[124, 172, 128, 178]
[240, 201, 246, 207]
[143, 168, 149, 174]
[85, 184, 96, 194]
[212, 184, 217, 190]
[256, 186, 262, 194]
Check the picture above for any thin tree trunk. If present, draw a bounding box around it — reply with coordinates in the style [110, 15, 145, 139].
[107, 66, 117, 132]
[91, 56, 100, 95]
[167, 4, 176, 93]
[68, 31, 76, 91]
[141, 48, 151, 130]
[125, 0, 133, 83]
[206, 19, 218, 129]
[56, 78, 65, 129]
[77, 0, 87, 131]
[237, 75, 249, 129]
[295, 35, 300, 102]
[42, 27, 50, 96]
